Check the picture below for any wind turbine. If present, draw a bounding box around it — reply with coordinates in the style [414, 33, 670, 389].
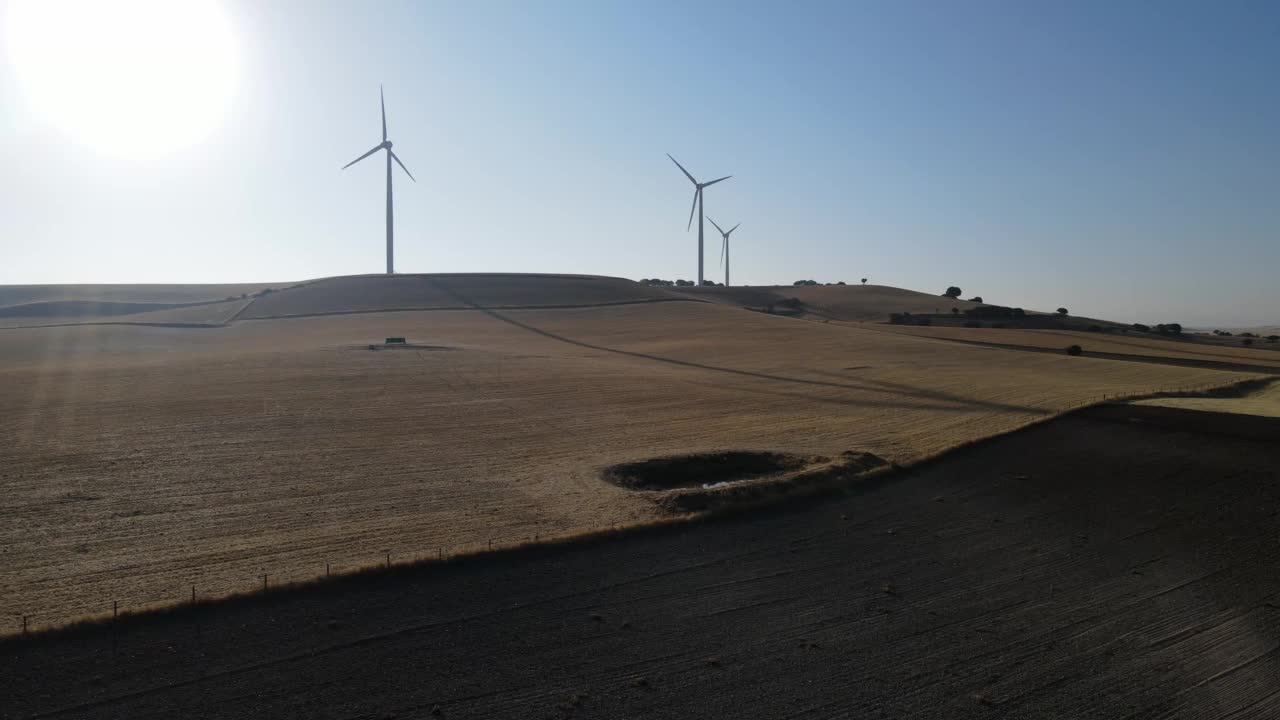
[343, 85, 415, 274]
[708, 217, 740, 287]
[667, 154, 730, 286]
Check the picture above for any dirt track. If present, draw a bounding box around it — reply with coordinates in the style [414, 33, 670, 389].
[4, 403, 1277, 719]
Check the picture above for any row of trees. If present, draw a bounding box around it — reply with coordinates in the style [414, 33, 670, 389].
[794, 279, 869, 286]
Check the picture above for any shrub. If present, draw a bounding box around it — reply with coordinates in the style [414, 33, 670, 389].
[991, 322, 1008, 329]
[942, 286, 962, 298]
[1240, 332, 1257, 338]
[793, 279, 819, 286]
[836, 281, 846, 285]
[1057, 308, 1068, 315]
[1155, 323, 1183, 335]
[968, 296, 983, 303]
[1132, 323, 1150, 332]
[1242, 338, 1254, 346]
[1012, 308, 1026, 318]
[951, 307, 960, 315]
[1087, 324, 1103, 332]
[675, 279, 693, 287]
[1066, 345, 1083, 356]
[889, 311, 931, 326]
[963, 320, 982, 328]
[639, 278, 675, 287]
[861, 278, 867, 285]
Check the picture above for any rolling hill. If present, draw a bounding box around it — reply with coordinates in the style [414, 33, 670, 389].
[0, 273, 1262, 632]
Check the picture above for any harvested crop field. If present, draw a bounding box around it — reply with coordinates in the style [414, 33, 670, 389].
[869, 323, 1280, 371]
[0, 275, 1263, 632]
[1134, 379, 1280, 417]
[3, 402, 1278, 719]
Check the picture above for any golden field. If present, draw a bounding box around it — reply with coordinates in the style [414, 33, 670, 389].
[868, 323, 1280, 369]
[0, 275, 1262, 631]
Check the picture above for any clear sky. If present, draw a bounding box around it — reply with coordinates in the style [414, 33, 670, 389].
[2, 0, 1277, 326]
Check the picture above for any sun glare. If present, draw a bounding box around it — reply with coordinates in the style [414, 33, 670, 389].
[5, 0, 238, 156]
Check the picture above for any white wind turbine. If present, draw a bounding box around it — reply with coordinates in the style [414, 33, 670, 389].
[667, 154, 730, 286]
[342, 85, 416, 274]
[708, 217, 740, 287]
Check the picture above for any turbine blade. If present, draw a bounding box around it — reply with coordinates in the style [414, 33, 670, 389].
[686, 188, 699, 231]
[729, 222, 741, 235]
[719, 235, 726, 267]
[702, 174, 732, 188]
[391, 151, 415, 182]
[342, 143, 384, 170]
[381, 85, 388, 142]
[708, 216, 725, 235]
[667, 153, 698, 185]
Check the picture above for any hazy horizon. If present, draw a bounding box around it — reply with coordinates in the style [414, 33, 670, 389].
[3, 0, 1278, 327]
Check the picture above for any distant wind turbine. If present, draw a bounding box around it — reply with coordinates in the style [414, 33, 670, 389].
[708, 217, 740, 287]
[667, 154, 730, 286]
[343, 85, 416, 274]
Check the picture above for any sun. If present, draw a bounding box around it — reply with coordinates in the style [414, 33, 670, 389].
[6, 0, 238, 156]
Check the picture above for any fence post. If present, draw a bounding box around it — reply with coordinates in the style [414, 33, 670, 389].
[22, 615, 27, 635]
[191, 585, 196, 605]
[326, 562, 330, 577]
[261, 574, 268, 591]
[385, 552, 391, 568]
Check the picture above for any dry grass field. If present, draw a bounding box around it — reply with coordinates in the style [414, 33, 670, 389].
[0, 275, 1262, 632]
[1134, 379, 1280, 417]
[869, 323, 1280, 370]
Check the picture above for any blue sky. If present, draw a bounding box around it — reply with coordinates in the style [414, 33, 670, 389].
[2, 0, 1277, 326]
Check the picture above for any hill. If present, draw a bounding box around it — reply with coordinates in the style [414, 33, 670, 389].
[680, 283, 986, 321]
[0, 274, 1260, 631]
[237, 273, 686, 319]
[0, 282, 283, 308]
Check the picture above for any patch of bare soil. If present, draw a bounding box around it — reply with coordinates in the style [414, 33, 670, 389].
[5, 404, 1277, 719]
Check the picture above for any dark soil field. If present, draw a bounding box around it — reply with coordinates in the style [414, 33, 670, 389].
[4, 403, 1277, 720]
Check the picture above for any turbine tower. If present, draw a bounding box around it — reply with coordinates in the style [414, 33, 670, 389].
[708, 217, 740, 287]
[343, 85, 415, 274]
[667, 154, 730, 286]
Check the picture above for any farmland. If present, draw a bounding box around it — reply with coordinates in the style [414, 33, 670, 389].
[0, 275, 1264, 632]
[868, 323, 1280, 371]
[3, 401, 1277, 719]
